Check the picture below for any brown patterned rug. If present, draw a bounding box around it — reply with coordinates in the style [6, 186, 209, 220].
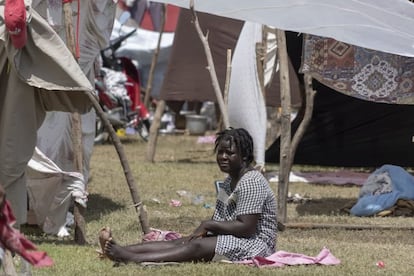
[301, 34, 414, 104]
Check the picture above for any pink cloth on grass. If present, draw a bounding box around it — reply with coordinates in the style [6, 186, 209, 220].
[237, 247, 340, 267]
[0, 200, 53, 267]
[142, 228, 182, 242]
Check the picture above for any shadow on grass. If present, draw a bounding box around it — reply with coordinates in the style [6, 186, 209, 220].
[21, 194, 125, 245]
[295, 197, 357, 216]
[85, 193, 125, 222]
[173, 159, 215, 164]
[21, 225, 78, 246]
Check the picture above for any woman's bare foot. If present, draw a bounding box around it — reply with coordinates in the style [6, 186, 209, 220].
[104, 239, 137, 263]
[98, 227, 112, 259]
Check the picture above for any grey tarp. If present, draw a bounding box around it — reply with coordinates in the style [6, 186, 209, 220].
[0, 0, 93, 224]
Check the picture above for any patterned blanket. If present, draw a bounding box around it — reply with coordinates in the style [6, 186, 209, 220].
[301, 34, 414, 104]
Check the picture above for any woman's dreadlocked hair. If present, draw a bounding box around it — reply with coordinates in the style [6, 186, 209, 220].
[214, 127, 254, 164]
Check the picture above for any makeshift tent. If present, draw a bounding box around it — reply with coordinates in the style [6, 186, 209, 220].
[159, 9, 243, 103]
[0, 0, 94, 226]
[154, 0, 414, 168]
[158, 8, 301, 165]
[24, 0, 117, 235]
[265, 32, 414, 168]
[159, 8, 301, 106]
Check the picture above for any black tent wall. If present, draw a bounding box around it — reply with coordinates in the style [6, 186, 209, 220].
[265, 32, 414, 167]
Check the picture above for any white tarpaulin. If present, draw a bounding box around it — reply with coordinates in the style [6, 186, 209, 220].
[152, 0, 414, 57]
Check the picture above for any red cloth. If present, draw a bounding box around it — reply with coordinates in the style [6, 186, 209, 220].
[0, 201, 53, 267]
[4, 0, 27, 49]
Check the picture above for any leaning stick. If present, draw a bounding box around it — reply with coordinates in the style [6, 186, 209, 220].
[289, 73, 315, 169]
[143, 4, 166, 108]
[145, 5, 166, 162]
[190, 0, 229, 128]
[146, 100, 166, 162]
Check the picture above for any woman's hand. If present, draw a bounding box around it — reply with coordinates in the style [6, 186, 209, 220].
[186, 221, 210, 242]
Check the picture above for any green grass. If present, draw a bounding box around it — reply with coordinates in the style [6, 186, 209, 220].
[21, 133, 414, 275]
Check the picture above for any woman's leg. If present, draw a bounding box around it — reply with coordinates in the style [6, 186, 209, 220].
[99, 228, 186, 256]
[123, 238, 186, 253]
[105, 236, 217, 263]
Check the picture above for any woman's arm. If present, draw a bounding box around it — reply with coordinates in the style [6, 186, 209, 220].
[190, 213, 259, 239]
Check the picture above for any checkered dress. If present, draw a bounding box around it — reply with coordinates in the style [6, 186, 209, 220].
[213, 170, 277, 261]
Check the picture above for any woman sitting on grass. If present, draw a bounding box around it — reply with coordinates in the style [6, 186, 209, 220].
[100, 127, 278, 263]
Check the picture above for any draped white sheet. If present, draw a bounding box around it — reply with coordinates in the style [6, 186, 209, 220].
[228, 22, 267, 167]
[151, 0, 414, 57]
[26, 148, 87, 236]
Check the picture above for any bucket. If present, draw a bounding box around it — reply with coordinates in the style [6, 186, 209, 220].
[185, 114, 208, 135]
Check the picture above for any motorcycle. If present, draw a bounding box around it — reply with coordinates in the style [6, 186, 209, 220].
[95, 12, 151, 144]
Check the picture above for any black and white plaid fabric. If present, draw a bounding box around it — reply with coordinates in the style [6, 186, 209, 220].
[213, 170, 277, 261]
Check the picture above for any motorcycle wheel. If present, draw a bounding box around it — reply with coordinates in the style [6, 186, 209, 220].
[94, 116, 108, 144]
[136, 119, 150, 142]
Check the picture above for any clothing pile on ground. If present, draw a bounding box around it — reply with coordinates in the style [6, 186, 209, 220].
[349, 164, 414, 217]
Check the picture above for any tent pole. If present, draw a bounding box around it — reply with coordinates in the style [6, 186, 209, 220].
[276, 29, 291, 223]
[276, 30, 316, 223]
[63, 2, 86, 244]
[223, 49, 232, 108]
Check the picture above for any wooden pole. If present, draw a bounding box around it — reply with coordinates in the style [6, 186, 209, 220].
[145, 4, 167, 162]
[190, 0, 229, 128]
[276, 29, 291, 223]
[223, 49, 232, 106]
[63, 2, 150, 236]
[289, 74, 316, 170]
[146, 100, 166, 162]
[63, 2, 86, 245]
[143, 4, 166, 108]
[217, 49, 232, 131]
